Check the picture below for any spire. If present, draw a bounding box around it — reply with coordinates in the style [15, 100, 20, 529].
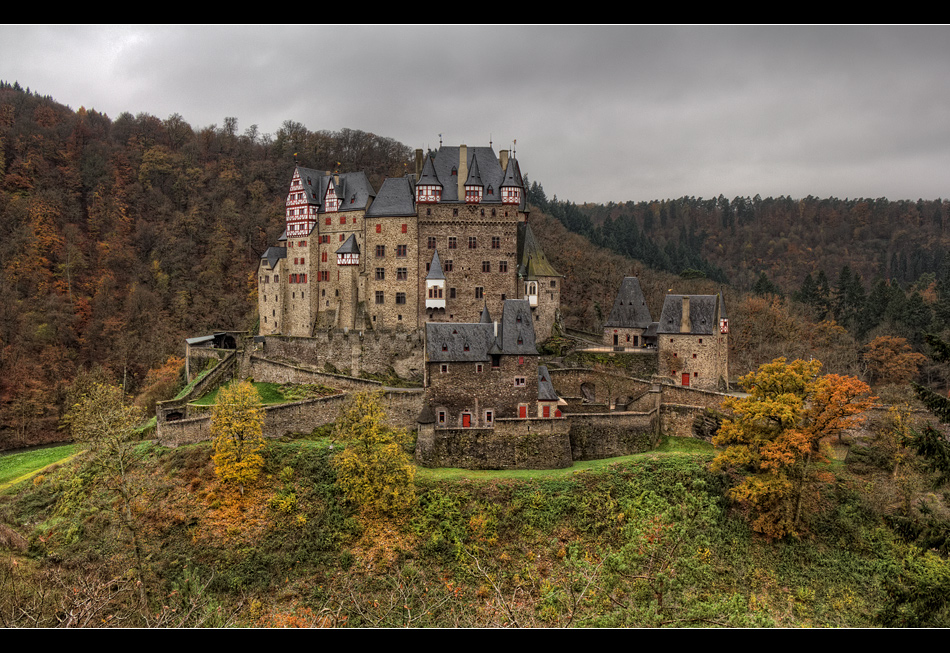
[426, 249, 445, 280]
[480, 303, 492, 323]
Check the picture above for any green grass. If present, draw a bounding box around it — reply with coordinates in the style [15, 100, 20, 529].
[191, 382, 286, 406]
[0, 444, 80, 491]
[173, 364, 216, 400]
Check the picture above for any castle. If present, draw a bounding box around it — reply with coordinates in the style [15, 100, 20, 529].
[258, 144, 561, 343]
[174, 142, 734, 469]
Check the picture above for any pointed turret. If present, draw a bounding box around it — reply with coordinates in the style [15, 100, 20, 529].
[416, 154, 442, 203]
[464, 155, 484, 203]
[426, 249, 446, 310]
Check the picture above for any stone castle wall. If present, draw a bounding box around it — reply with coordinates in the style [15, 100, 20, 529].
[261, 331, 425, 382]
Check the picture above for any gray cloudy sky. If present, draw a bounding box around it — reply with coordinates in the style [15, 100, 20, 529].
[4, 25, 950, 204]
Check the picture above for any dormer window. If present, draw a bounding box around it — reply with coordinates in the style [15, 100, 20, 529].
[451, 166, 457, 176]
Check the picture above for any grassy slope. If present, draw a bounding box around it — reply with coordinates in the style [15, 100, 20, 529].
[0, 436, 901, 627]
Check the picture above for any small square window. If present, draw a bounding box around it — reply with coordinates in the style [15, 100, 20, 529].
[491, 236, 500, 249]
[475, 287, 484, 299]
[440, 364, 448, 374]
[376, 245, 386, 257]
[445, 260, 453, 272]
[396, 292, 406, 305]
[375, 291, 384, 304]
[376, 268, 385, 280]
[448, 237, 457, 249]
[482, 261, 491, 273]
[499, 261, 508, 273]
[476, 364, 483, 373]
[468, 236, 477, 249]
[396, 245, 407, 257]
[514, 377, 526, 387]
[397, 268, 407, 281]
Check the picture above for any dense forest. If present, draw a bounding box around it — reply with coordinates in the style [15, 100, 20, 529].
[0, 82, 411, 450]
[3, 80, 950, 451]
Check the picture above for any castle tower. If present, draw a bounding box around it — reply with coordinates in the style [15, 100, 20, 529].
[336, 234, 360, 331]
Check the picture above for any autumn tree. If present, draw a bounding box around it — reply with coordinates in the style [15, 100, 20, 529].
[211, 381, 266, 495]
[712, 358, 875, 539]
[864, 336, 927, 386]
[331, 391, 415, 517]
[64, 383, 148, 604]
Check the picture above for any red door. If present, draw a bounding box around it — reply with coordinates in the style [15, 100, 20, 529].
[462, 413, 471, 427]
[519, 405, 527, 418]
[682, 372, 690, 387]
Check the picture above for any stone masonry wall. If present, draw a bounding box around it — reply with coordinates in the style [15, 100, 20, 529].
[415, 417, 572, 469]
[262, 331, 425, 382]
[156, 388, 424, 448]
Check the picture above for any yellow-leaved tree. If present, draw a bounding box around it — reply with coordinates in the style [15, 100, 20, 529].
[712, 357, 874, 539]
[332, 391, 415, 517]
[211, 381, 266, 495]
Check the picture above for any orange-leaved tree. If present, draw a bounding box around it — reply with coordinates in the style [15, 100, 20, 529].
[712, 357, 875, 539]
[863, 335, 927, 385]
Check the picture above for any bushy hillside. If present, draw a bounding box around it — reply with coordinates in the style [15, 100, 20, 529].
[4, 432, 950, 628]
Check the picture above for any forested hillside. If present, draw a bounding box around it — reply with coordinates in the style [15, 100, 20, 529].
[0, 83, 411, 449]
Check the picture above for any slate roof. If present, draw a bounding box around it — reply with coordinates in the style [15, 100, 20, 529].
[604, 277, 653, 328]
[656, 295, 721, 335]
[417, 155, 442, 187]
[426, 250, 445, 280]
[336, 234, 360, 255]
[426, 299, 539, 362]
[295, 167, 375, 212]
[465, 155, 484, 187]
[367, 177, 416, 217]
[517, 222, 561, 279]
[537, 365, 559, 401]
[261, 246, 287, 269]
[427, 146, 506, 203]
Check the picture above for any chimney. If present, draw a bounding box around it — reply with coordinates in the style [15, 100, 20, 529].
[415, 148, 423, 177]
[333, 174, 339, 186]
[680, 296, 691, 333]
[500, 149, 509, 172]
[458, 144, 468, 201]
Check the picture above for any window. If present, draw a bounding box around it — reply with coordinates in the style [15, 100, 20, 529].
[339, 216, 346, 225]
[550, 280, 556, 288]
[445, 260, 453, 272]
[376, 268, 385, 280]
[485, 410, 493, 424]
[320, 271, 329, 281]
[375, 291, 384, 304]
[499, 261, 508, 273]
[475, 287, 484, 299]
[440, 364, 448, 374]
[322, 252, 328, 262]
[476, 364, 483, 373]
[448, 237, 457, 249]
[396, 292, 406, 305]
[542, 405, 551, 418]
[515, 377, 526, 387]
[492, 236, 500, 249]
[300, 240, 307, 247]
[339, 234, 344, 241]
[376, 245, 386, 257]
[376, 224, 382, 233]
[427, 237, 436, 249]
[450, 288, 456, 299]
[321, 235, 330, 243]
[325, 217, 331, 225]
[396, 245, 407, 257]
[482, 261, 491, 273]
[438, 411, 446, 424]
[299, 257, 305, 266]
[401, 223, 407, 233]
[397, 268, 407, 280]
[301, 274, 307, 283]
[468, 236, 477, 249]
[453, 208, 459, 217]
